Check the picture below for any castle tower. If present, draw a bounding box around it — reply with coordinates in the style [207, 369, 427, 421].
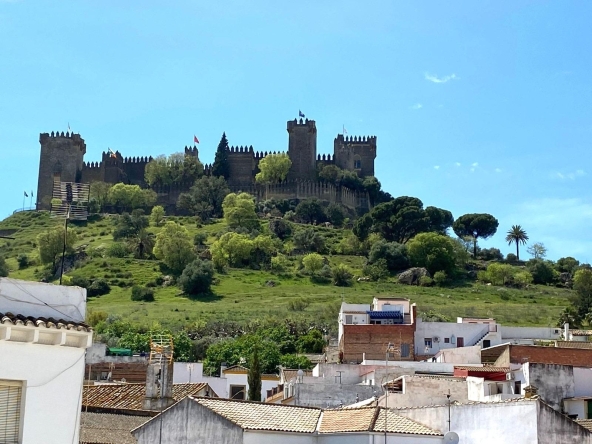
[287, 118, 317, 181]
[37, 132, 86, 210]
[333, 134, 377, 177]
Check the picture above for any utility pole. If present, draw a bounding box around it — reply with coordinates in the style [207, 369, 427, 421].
[59, 183, 73, 285]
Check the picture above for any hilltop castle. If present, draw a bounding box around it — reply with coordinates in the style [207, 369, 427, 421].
[36, 117, 377, 211]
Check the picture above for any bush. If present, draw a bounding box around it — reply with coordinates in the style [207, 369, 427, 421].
[268, 219, 292, 240]
[131, 286, 155, 302]
[17, 254, 30, 269]
[433, 271, 448, 286]
[526, 259, 556, 285]
[87, 279, 111, 297]
[506, 253, 518, 263]
[368, 240, 409, 272]
[302, 253, 324, 275]
[484, 263, 515, 285]
[178, 259, 215, 295]
[288, 298, 310, 311]
[107, 242, 130, 258]
[325, 203, 346, 227]
[150, 205, 166, 226]
[407, 232, 457, 275]
[271, 254, 290, 272]
[71, 275, 90, 289]
[514, 271, 534, 288]
[293, 228, 326, 253]
[363, 259, 389, 281]
[479, 247, 504, 261]
[419, 276, 434, 287]
[332, 264, 353, 287]
[194, 232, 208, 246]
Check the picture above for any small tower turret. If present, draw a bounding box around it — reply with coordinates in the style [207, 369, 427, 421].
[287, 118, 317, 181]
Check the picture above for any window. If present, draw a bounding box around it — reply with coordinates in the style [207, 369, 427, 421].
[400, 343, 410, 358]
[0, 380, 22, 444]
[424, 338, 432, 348]
[483, 340, 491, 348]
[230, 385, 246, 400]
[345, 315, 353, 324]
[514, 381, 522, 395]
[444, 338, 450, 344]
[354, 155, 361, 169]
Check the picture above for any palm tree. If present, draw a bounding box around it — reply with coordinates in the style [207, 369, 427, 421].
[505, 225, 529, 260]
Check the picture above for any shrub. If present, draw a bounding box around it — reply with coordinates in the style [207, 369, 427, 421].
[131, 286, 155, 302]
[506, 253, 518, 263]
[485, 263, 515, 285]
[514, 271, 533, 287]
[17, 254, 30, 269]
[408, 233, 457, 275]
[332, 264, 353, 287]
[368, 240, 409, 272]
[271, 253, 290, 272]
[71, 275, 90, 289]
[268, 219, 292, 240]
[87, 279, 111, 297]
[302, 253, 324, 276]
[325, 203, 346, 227]
[479, 247, 504, 261]
[288, 298, 310, 311]
[107, 242, 130, 258]
[419, 276, 434, 287]
[526, 259, 556, 285]
[194, 232, 208, 246]
[433, 271, 448, 286]
[363, 259, 389, 281]
[150, 205, 166, 226]
[178, 259, 215, 295]
[293, 228, 326, 253]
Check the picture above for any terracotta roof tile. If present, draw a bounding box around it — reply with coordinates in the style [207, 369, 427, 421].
[282, 369, 313, 382]
[0, 311, 91, 332]
[193, 397, 321, 433]
[373, 408, 442, 436]
[319, 407, 377, 433]
[83, 383, 213, 412]
[576, 419, 592, 433]
[454, 366, 510, 372]
[570, 330, 592, 336]
[79, 412, 148, 444]
[556, 341, 592, 349]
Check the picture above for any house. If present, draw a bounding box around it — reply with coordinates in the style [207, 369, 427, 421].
[0, 278, 93, 444]
[339, 298, 417, 363]
[221, 364, 280, 401]
[132, 396, 444, 443]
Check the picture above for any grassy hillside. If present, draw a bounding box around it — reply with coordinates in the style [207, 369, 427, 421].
[0, 210, 571, 331]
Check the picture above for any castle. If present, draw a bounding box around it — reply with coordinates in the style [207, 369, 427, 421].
[36, 117, 377, 211]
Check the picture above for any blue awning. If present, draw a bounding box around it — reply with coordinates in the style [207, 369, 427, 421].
[367, 311, 403, 319]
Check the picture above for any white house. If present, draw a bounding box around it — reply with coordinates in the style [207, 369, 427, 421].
[222, 364, 279, 401]
[0, 278, 92, 444]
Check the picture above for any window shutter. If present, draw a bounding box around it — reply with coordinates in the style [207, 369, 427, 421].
[0, 382, 22, 444]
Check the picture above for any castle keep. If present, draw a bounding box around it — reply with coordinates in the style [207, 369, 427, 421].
[36, 118, 377, 210]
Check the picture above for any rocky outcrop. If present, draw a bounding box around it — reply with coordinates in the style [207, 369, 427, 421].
[398, 267, 430, 285]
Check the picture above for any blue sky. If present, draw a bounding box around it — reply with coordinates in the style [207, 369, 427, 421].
[0, 1, 590, 261]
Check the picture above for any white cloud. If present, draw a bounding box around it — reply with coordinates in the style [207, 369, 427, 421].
[410, 103, 423, 110]
[553, 169, 586, 180]
[495, 168, 502, 173]
[472, 162, 479, 167]
[425, 73, 458, 83]
[455, 162, 461, 167]
[434, 165, 440, 170]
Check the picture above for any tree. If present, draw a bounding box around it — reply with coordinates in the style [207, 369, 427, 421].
[153, 221, 196, 275]
[178, 259, 215, 295]
[145, 153, 203, 187]
[255, 153, 292, 187]
[212, 132, 230, 179]
[222, 192, 259, 230]
[210, 232, 254, 268]
[293, 227, 326, 253]
[204, 334, 281, 375]
[483, 263, 515, 285]
[130, 286, 155, 302]
[505, 225, 529, 261]
[452, 213, 499, 258]
[108, 183, 156, 212]
[269, 219, 292, 240]
[527, 242, 547, 260]
[112, 211, 149, 240]
[0, 256, 9, 277]
[526, 259, 556, 285]
[295, 199, 326, 224]
[407, 232, 457, 275]
[37, 226, 78, 271]
[556, 257, 580, 274]
[150, 205, 165, 226]
[177, 176, 230, 220]
[368, 240, 409, 272]
[332, 264, 353, 287]
[325, 203, 346, 227]
[573, 268, 592, 319]
[127, 229, 155, 259]
[425, 206, 454, 235]
[89, 181, 112, 212]
[247, 348, 262, 401]
[318, 164, 342, 184]
[302, 253, 324, 276]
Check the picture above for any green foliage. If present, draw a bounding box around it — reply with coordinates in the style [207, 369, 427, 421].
[211, 232, 254, 268]
[302, 253, 324, 276]
[177, 176, 230, 220]
[527, 242, 547, 260]
[573, 268, 592, 319]
[506, 253, 518, 263]
[87, 278, 111, 297]
[0, 256, 8, 277]
[255, 153, 292, 185]
[108, 183, 157, 211]
[425, 206, 454, 235]
[420, 310, 451, 322]
[325, 203, 346, 227]
[107, 242, 130, 258]
[483, 263, 516, 285]
[144, 153, 203, 188]
[153, 221, 196, 275]
[433, 271, 448, 286]
[271, 253, 290, 272]
[407, 232, 457, 275]
[295, 199, 326, 224]
[368, 240, 409, 272]
[17, 253, 30, 269]
[223, 193, 259, 230]
[505, 225, 529, 261]
[37, 226, 78, 269]
[204, 334, 281, 375]
[363, 259, 389, 281]
[331, 263, 353, 287]
[514, 271, 534, 288]
[194, 232, 208, 246]
[479, 247, 503, 261]
[131, 286, 155, 302]
[127, 229, 155, 259]
[452, 213, 499, 257]
[86, 310, 108, 327]
[150, 205, 165, 227]
[419, 276, 434, 286]
[279, 354, 313, 370]
[212, 132, 230, 180]
[297, 329, 325, 353]
[318, 164, 342, 184]
[89, 182, 113, 213]
[269, 219, 292, 240]
[112, 211, 149, 240]
[178, 259, 215, 295]
[247, 348, 262, 401]
[526, 259, 556, 285]
[293, 227, 326, 253]
[288, 297, 309, 311]
[556, 257, 580, 274]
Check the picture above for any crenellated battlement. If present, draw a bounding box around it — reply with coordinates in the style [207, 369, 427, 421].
[334, 134, 377, 146]
[122, 156, 152, 164]
[228, 145, 255, 154]
[317, 153, 333, 162]
[287, 118, 316, 131]
[83, 161, 102, 169]
[184, 146, 198, 156]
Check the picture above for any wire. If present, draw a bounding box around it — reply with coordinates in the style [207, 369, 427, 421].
[27, 352, 85, 388]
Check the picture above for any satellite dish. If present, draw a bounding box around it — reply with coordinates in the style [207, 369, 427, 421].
[444, 431, 460, 444]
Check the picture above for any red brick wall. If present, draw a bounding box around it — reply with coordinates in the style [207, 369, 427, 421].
[509, 345, 592, 367]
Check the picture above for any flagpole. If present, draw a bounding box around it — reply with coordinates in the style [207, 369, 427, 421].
[22, 193, 25, 212]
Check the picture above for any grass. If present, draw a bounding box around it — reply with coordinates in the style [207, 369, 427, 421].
[0, 210, 572, 331]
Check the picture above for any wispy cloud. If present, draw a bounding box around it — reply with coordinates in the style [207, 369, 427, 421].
[434, 165, 440, 170]
[455, 162, 461, 167]
[425, 73, 458, 84]
[472, 162, 479, 167]
[553, 169, 586, 180]
[410, 103, 423, 110]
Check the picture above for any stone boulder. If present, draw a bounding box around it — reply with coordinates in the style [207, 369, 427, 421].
[397, 267, 431, 285]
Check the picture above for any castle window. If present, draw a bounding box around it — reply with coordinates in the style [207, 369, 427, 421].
[354, 155, 361, 169]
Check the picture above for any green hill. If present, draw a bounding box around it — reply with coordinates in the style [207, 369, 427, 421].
[0, 210, 571, 331]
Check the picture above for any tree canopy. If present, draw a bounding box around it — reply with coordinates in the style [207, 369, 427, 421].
[212, 132, 230, 179]
[407, 232, 457, 275]
[177, 176, 230, 220]
[37, 226, 78, 271]
[108, 184, 157, 212]
[255, 153, 292, 185]
[222, 192, 259, 230]
[452, 213, 499, 257]
[153, 221, 196, 275]
[505, 225, 529, 261]
[145, 153, 203, 188]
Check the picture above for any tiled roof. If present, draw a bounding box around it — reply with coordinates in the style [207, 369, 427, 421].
[282, 369, 313, 382]
[570, 330, 592, 336]
[0, 311, 91, 331]
[373, 408, 442, 436]
[193, 397, 321, 433]
[576, 419, 592, 433]
[223, 365, 249, 373]
[455, 366, 510, 373]
[319, 407, 377, 433]
[80, 412, 148, 444]
[83, 383, 212, 412]
[556, 341, 592, 349]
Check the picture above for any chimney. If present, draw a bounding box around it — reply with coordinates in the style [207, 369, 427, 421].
[564, 323, 570, 341]
[142, 360, 175, 411]
[220, 362, 228, 375]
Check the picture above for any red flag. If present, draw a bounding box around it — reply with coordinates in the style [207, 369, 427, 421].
[193, 135, 199, 144]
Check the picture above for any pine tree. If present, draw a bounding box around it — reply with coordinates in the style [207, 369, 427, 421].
[212, 132, 230, 180]
[247, 348, 262, 401]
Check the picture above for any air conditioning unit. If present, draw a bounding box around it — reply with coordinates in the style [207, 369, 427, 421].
[506, 373, 514, 381]
[433, 336, 441, 343]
